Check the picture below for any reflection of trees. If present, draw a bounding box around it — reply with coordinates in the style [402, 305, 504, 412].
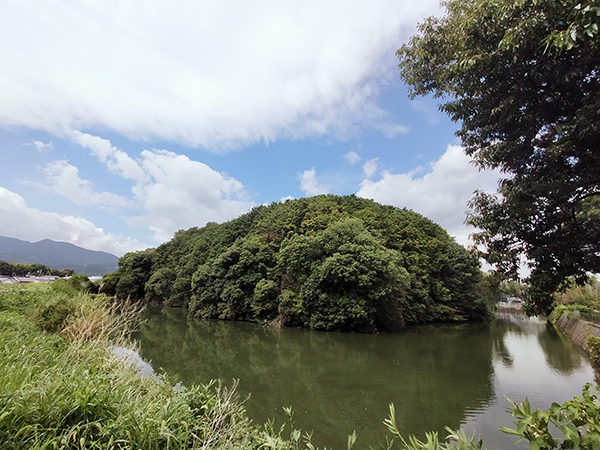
[490, 325, 514, 368]
[136, 307, 496, 449]
[494, 311, 543, 335]
[491, 312, 583, 376]
[537, 322, 582, 375]
[490, 312, 524, 368]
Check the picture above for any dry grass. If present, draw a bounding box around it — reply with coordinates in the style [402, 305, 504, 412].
[61, 294, 144, 345]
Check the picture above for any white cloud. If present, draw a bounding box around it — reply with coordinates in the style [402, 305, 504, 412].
[0, 0, 441, 150]
[363, 158, 379, 179]
[26, 133, 256, 245]
[72, 131, 148, 182]
[280, 195, 295, 202]
[344, 151, 361, 164]
[36, 160, 132, 208]
[0, 187, 143, 255]
[371, 122, 409, 138]
[357, 145, 501, 245]
[299, 168, 329, 196]
[31, 140, 53, 152]
[129, 150, 255, 242]
[68, 133, 255, 243]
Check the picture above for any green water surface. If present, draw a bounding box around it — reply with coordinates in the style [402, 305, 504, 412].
[135, 309, 596, 449]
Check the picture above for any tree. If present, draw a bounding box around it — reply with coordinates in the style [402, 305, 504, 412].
[189, 237, 274, 320]
[277, 218, 411, 331]
[397, 0, 600, 313]
[145, 267, 176, 304]
[114, 249, 156, 300]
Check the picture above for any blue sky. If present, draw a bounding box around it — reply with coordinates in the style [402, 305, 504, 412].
[0, 0, 500, 256]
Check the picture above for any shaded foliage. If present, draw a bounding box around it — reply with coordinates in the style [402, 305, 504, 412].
[104, 195, 492, 331]
[277, 219, 410, 331]
[0, 260, 73, 277]
[397, 0, 600, 314]
[101, 249, 156, 300]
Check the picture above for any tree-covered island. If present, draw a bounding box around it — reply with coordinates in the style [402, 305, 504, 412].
[101, 195, 495, 332]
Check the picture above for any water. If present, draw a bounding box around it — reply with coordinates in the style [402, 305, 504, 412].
[134, 308, 596, 449]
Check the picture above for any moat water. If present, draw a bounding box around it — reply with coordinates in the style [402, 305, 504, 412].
[134, 309, 596, 449]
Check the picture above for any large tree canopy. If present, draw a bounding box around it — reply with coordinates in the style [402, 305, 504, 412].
[398, 0, 600, 313]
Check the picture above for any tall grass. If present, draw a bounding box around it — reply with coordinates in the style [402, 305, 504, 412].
[0, 284, 259, 449]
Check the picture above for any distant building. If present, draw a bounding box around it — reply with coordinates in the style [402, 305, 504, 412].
[0, 275, 62, 284]
[498, 293, 524, 308]
[0, 277, 17, 284]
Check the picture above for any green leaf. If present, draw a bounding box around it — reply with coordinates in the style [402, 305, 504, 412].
[347, 430, 357, 450]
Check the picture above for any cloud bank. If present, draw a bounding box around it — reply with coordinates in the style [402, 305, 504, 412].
[69, 133, 254, 242]
[131, 150, 254, 242]
[36, 160, 132, 209]
[0, 0, 441, 150]
[26, 133, 256, 249]
[0, 187, 143, 256]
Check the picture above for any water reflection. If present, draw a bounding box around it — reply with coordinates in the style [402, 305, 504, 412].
[135, 309, 595, 449]
[538, 322, 584, 375]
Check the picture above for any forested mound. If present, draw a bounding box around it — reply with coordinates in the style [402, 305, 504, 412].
[102, 195, 494, 331]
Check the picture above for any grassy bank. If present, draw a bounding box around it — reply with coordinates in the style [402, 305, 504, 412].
[0, 283, 263, 449]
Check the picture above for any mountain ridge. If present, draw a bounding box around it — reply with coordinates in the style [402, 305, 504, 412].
[0, 236, 119, 276]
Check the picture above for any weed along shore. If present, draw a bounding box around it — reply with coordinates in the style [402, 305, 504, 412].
[0, 282, 264, 449]
[2, 282, 600, 450]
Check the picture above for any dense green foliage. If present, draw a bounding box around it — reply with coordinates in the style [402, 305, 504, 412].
[397, 0, 600, 314]
[103, 195, 493, 331]
[554, 278, 600, 310]
[0, 259, 73, 277]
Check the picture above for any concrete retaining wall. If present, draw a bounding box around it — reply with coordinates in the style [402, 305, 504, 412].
[555, 314, 600, 352]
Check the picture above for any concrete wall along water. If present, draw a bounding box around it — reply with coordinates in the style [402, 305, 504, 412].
[555, 314, 600, 352]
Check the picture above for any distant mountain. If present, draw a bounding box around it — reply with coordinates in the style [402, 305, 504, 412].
[0, 236, 119, 276]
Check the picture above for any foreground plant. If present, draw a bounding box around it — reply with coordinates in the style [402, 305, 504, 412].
[383, 384, 600, 450]
[502, 384, 600, 450]
[0, 284, 258, 449]
[384, 404, 485, 450]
